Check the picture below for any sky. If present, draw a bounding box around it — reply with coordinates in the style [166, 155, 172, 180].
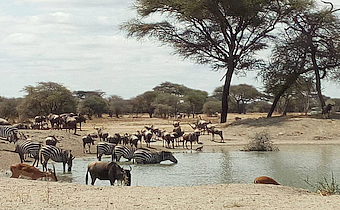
[1, 0, 340, 99]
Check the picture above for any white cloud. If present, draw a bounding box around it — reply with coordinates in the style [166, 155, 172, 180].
[0, 0, 339, 99]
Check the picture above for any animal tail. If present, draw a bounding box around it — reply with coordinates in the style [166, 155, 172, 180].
[85, 169, 89, 185]
[40, 151, 43, 165]
[96, 145, 99, 159]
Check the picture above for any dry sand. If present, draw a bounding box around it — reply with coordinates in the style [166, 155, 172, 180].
[1, 113, 340, 209]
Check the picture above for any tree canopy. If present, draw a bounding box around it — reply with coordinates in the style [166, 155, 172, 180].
[20, 82, 76, 117]
[122, 0, 312, 123]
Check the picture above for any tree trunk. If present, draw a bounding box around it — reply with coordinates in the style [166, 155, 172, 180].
[310, 38, 325, 108]
[282, 96, 291, 116]
[236, 100, 242, 114]
[267, 73, 300, 118]
[220, 69, 234, 123]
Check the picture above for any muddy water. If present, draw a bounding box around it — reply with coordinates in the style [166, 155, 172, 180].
[5, 145, 340, 191]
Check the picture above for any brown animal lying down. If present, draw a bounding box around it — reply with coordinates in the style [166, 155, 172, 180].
[254, 176, 280, 185]
[10, 163, 57, 181]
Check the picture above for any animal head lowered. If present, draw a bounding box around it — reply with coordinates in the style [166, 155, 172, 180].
[86, 161, 131, 186]
[63, 150, 75, 172]
[254, 176, 280, 185]
[122, 166, 132, 186]
[10, 163, 57, 181]
[161, 151, 178, 163]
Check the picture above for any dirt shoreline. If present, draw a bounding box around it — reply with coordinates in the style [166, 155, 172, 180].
[1, 114, 340, 209]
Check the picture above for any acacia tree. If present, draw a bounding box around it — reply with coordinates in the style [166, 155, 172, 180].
[263, 1, 340, 117]
[122, 0, 306, 123]
[286, 1, 340, 109]
[229, 84, 262, 114]
[134, 91, 160, 118]
[183, 90, 208, 118]
[108, 95, 127, 118]
[20, 82, 76, 117]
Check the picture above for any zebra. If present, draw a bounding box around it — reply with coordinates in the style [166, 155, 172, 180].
[14, 140, 42, 167]
[96, 142, 115, 161]
[113, 145, 137, 162]
[133, 150, 178, 164]
[40, 145, 75, 172]
[0, 125, 18, 143]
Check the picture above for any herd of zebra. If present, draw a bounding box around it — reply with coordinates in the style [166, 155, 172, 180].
[0, 118, 223, 185]
[0, 123, 179, 175]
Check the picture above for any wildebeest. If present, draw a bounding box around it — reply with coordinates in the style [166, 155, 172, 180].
[48, 114, 61, 129]
[75, 114, 86, 131]
[85, 161, 131, 186]
[207, 126, 224, 142]
[64, 116, 77, 134]
[322, 104, 333, 118]
[254, 176, 280, 185]
[183, 129, 201, 149]
[45, 135, 60, 146]
[95, 127, 109, 141]
[143, 130, 153, 148]
[82, 134, 95, 153]
[107, 133, 121, 144]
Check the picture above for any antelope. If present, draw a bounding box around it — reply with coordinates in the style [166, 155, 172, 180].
[10, 163, 58, 181]
[254, 176, 280, 185]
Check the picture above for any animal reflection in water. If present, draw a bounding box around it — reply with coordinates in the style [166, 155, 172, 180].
[86, 161, 131, 186]
[254, 176, 280, 185]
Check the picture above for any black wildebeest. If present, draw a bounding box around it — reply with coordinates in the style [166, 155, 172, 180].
[82, 134, 95, 153]
[322, 104, 333, 118]
[45, 135, 60, 146]
[85, 161, 131, 186]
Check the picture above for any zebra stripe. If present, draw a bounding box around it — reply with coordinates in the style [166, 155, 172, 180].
[0, 126, 18, 142]
[15, 140, 41, 167]
[40, 145, 74, 172]
[113, 145, 136, 162]
[133, 150, 178, 164]
[96, 142, 115, 161]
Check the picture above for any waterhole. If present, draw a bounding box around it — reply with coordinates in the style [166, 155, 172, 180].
[4, 145, 340, 191]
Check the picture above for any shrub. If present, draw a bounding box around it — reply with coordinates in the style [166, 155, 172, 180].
[243, 130, 279, 151]
[304, 172, 340, 196]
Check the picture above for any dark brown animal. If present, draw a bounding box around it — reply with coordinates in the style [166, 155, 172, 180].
[85, 161, 131, 186]
[45, 135, 60, 146]
[254, 176, 280, 185]
[82, 134, 95, 153]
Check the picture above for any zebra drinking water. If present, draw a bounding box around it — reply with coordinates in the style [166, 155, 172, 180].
[96, 142, 115, 161]
[40, 145, 75, 172]
[15, 140, 42, 167]
[0, 125, 18, 143]
[133, 150, 178, 164]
